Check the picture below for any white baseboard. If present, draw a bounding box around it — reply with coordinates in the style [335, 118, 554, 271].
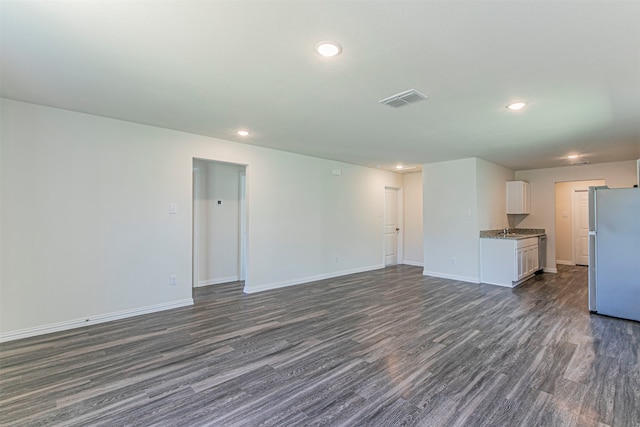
[195, 276, 239, 287]
[0, 298, 194, 343]
[244, 264, 385, 294]
[402, 260, 424, 267]
[480, 280, 515, 288]
[556, 260, 575, 266]
[544, 267, 558, 273]
[422, 270, 480, 284]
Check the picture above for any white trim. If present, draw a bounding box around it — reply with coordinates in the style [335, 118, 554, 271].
[192, 165, 199, 287]
[422, 270, 480, 284]
[196, 276, 239, 287]
[556, 260, 575, 266]
[402, 260, 424, 267]
[0, 298, 194, 343]
[239, 172, 247, 281]
[481, 280, 515, 288]
[192, 159, 248, 288]
[397, 187, 404, 265]
[544, 267, 558, 273]
[244, 264, 384, 294]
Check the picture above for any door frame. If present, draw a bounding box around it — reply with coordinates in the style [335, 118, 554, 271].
[554, 179, 605, 267]
[571, 188, 589, 266]
[239, 171, 247, 281]
[192, 165, 200, 287]
[192, 158, 248, 289]
[569, 181, 605, 265]
[383, 186, 404, 266]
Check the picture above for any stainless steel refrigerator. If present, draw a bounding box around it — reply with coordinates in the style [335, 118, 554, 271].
[588, 186, 640, 322]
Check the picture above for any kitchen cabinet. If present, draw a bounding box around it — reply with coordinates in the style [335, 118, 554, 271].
[507, 181, 530, 214]
[480, 237, 539, 287]
[516, 239, 539, 281]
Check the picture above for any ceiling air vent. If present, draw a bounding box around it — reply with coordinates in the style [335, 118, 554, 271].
[379, 89, 428, 108]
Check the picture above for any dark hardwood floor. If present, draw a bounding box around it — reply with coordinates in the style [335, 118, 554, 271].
[1, 265, 639, 426]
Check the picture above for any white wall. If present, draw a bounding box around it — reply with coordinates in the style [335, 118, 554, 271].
[0, 99, 402, 339]
[516, 161, 637, 272]
[193, 159, 244, 286]
[1, 100, 194, 339]
[476, 158, 514, 231]
[423, 158, 479, 282]
[423, 158, 515, 283]
[402, 172, 423, 266]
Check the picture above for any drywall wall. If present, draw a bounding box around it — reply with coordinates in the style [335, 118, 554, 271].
[423, 158, 515, 283]
[1, 100, 194, 338]
[516, 161, 637, 272]
[476, 159, 515, 231]
[0, 99, 402, 339]
[554, 179, 605, 265]
[402, 172, 423, 266]
[193, 159, 244, 286]
[423, 158, 479, 282]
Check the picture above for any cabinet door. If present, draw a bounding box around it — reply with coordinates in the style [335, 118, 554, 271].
[526, 246, 534, 275]
[530, 245, 538, 273]
[516, 247, 527, 280]
[507, 181, 531, 214]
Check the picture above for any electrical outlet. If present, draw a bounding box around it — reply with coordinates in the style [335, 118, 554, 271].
[169, 275, 177, 285]
[334, 256, 339, 263]
[450, 257, 457, 265]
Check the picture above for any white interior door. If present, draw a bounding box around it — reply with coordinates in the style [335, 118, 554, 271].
[572, 189, 590, 266]
[384, 188, 399, 266]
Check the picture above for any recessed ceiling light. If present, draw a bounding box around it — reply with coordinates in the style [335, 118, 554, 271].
[506, 102, 526, 110]
[567, 154, 579, 159]
[237, 130, 250, 136]
[315, 41, 342, 57]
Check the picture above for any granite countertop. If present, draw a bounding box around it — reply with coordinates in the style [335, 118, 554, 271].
[480, 228, 546, 240]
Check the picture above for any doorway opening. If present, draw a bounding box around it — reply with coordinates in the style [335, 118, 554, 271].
[554, 179, 604, 266]
[193, 159, 247, 289]
[384, 186, 403, 266]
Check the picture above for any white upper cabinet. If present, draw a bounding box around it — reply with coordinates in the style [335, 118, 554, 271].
[507, 181, 530, 214]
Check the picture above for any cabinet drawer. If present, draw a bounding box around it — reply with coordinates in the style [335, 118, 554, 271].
[515, 237, 537, 248]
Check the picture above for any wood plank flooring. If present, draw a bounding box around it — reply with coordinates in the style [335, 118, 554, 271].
[1, 265, 639, 426]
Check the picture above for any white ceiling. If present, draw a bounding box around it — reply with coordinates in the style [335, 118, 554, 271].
[2, 1, 639, 172]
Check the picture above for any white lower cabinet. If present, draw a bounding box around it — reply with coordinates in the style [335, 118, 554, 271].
[516, 241, 539, 282]
[481, 238, 539, 287]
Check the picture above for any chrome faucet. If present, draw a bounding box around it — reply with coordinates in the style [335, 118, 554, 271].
[503, 227, 509, 235]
